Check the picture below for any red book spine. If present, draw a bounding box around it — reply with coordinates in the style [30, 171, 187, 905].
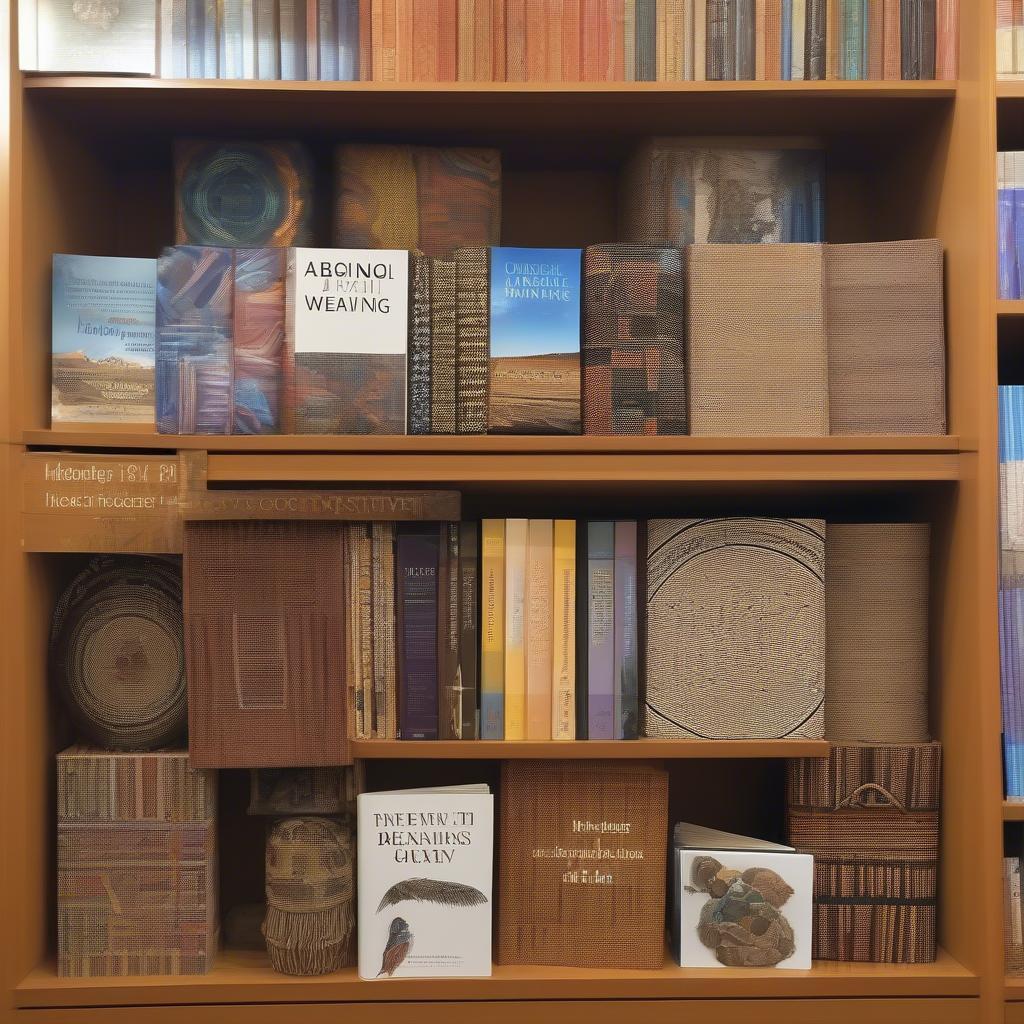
[882, 0, 900, 79]
[493, 0, 508, 79]
[936, 0, 957, 80]
[359, 0, 373, 79]
[562, 0, 581, 80]
[507, 0, 527, 80]
[580, 0, 600, 80]
[413, 0, 440, 80]
[546, 0, 564, 81]
[396, 0, 413, 80]
[526, 0, 547, 79]
[867, 0, 883, 79]
[439, 0, 458, 80]
[474, 0, 493, 79]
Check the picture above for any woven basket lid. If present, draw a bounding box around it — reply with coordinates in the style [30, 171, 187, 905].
[51, 556, 186, 750]
[266, 817, 354, 914]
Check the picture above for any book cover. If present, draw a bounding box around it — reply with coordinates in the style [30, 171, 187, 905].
[503, 518, 528, 740]
[480, 519, 506, 739]
[438, 522, 461, 739]
[488, 247, 582, 434]
[458, 520, 480, 739]
[613, 520, 638, 740]
[672, 823, 813, 969]
[24, 0, 156, 72]
[409, 252, 433, 433]
[429, 257, 458, 434]
[552, 519, 576, 740]
[455, 247, 490, 434]
[357, 785, 493, 978]
[526, 519, 554, 741]
[397, 524, 441, 740]
[286, 247, 408, 434]
[51, 254, 157, 426]
[587, 521, 615, 740]
[497, 761, 668, 968]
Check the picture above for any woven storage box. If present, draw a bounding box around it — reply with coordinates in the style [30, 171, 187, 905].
[56, 747, 217, 977]
[786, 742, 941, 963]
[183, 521, 349, 768]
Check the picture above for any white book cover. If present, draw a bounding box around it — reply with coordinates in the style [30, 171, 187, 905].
[25, 0, 156, 72]
[357, 785, 493, 979]
[673, 822, 813, 970]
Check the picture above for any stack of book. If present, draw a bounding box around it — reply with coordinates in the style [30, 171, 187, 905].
[1000, 153, 1024, 300]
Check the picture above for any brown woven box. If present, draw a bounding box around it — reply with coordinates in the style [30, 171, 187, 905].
[786, 742, 941, 963]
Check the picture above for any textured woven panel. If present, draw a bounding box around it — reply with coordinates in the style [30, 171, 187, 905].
[264, 817, 355, 975]
[333, 144, 500, 257]
[644, 518, 825, 739]
[58, 748, 215, 823]
[175, 140, 312, 247]
[687, 243, 828, 436]
[825, 524, 930, 743]
[52, 556, 186, 751]
[156, 246, 233, 435]
[58, 820, 217, 977]
[787, 743, 941, 963]
[233, 248, 285, 435]
[825, 240, 946, 434]
[430, 257, 458, 433]
[497, 760, 668, 968]
[582, 243, 686, 435]
[621, 141, 826, 245]
[455, 247, 490, 433]
[408, 252, 433, 435]
[183, 521, 348, 768]
[249, 768, 355, 816]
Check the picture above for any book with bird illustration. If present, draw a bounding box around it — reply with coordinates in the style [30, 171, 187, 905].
[357, 784, 493, 978]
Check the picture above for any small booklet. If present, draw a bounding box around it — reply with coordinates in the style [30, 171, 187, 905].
[672, 822, 813, 970]
[357, 784, 493, 979]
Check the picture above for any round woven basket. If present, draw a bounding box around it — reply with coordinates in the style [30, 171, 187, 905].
[51, 556, 186, 750]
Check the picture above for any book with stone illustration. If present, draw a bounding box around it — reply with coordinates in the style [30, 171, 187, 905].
[357, 784, 493, 978]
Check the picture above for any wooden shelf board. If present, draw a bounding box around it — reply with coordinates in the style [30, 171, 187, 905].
[1007, 976, 1024, 1000]
[998, 300, 1024, 318]
[14, 948, 977, 1008]
[351, 739, 830, 759]
[999, 81, 1024, 99]
[1004, 801, 1024, 820]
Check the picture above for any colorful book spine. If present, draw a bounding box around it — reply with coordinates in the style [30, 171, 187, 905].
[694, 0, 707, 78]
[587, 521, 615, 740]
[397, 524, 441, 739]
[883, 0, 901, 77]
[765, 0, 781, 76]
[1000, 153, 1019, 301]
[459, 520, 480, 739]
[439, 0, 458, 79]
[414, 0, 441, 81]
[438, 522, 461, 739]
[481, 519, 506, 739]
[338, 0, 359, 78]
[359, 0, 372, 78]
[504, 518, 528, 740]
[867, 0, 883, 78]
[1015, 153, 1024, 300]
[780, 0, 792, 79]
[526, 519, 554, 741]
[233, 248, 284, 435]
[552, 519, 576, 740]
[825, 0, 839, 76]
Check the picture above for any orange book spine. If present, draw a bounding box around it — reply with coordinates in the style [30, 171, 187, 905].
[379, 0, 397, 79]
[882, 0, 900, 80]
[607, 0, 624, 80]
[458, 0, 474, 79]
[507, 0, 527, 80]
[413, 0, 440, 81]
[546, 0, 564, 81]
[396, 0, 413, 80]
[825, 0, 839, 78]
[867, 0, 882, 79]
[562, 0, 581, 80]
[526, 0, 547, 79]
[755, 0, 767, 79]
[359, 0, 373, 79]
[765, 0, 781, 78]
[474, 0, 493, 78]
[438, 0, 458, 80]
[936, 0, 957, 80]
[581, 0, 601, 80]
[493, 0, 508, 78]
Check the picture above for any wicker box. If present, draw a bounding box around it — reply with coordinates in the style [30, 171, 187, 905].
[786, 742, 940, 963]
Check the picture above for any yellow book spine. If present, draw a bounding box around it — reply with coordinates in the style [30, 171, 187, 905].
[480, 519, 505, 739]
[503, 518, 528, 740]
[526, 519, 553, 741]
[693, 0, 706, 80]
[552, 519, 576, 740]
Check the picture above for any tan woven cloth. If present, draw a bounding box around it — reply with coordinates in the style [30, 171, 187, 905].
[825, 524, 931, 743]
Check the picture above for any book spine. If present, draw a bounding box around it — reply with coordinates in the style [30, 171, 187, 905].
[552, 519, 576, 739]
[806, 0, 825, 77]
[765, 0, 781, 76]
[899, 0, 915, 78]
[458, 0, 475, 79]
[883, 0, 900, 76]
[307, 0, 320, 77]
[19, 0, 38, 71]
[279, 0, 307, 78]
[344, 525, 362, 738]
[507, 0, 526, 80]
[438, 522, 461, 739]
[780, 0, 791, 78]
[396, 0, 413, 80]
[1000, 0, 1014, 77]
[242, 0, 256, 76]
[317, 0, 338, 77]
[430, 259, 458, 434]
[636, 0, 655, 79]
[359, 0, 373, 78]
[526, 0, 547, 79]
[625, 0, 636, 79]
[459, 520, 480, 738]
[526, 519, 554, 740]
[1000, 155, 1018, 300]
[203, 0, 219, 76]
[723, 0, 737, 77]
[825, 0, 838, 76]
[919, 0, 935, 78]
[409, 253, 433, 435]
[613, 521, 638, 740]
[608, 0, 625, 80]
[587, 521, 615, 739]
[935, 0, 955, 79]
[755, 0, 767, 77]
[656, 0, 666, 80]
[169, 0, 190, 76]
[737, 0, 756, 78]
[683, 0, 696, 79]
[504, 518, 528, 740]
[358, 527, 375, 737]
[413, 0, 440, 81]
[1014, 153, 1024, 300]
[564, 0, 582, 80]
[575, 521, 589, 738]
[480, 519, 506, 738]
[339, 0, 360, 79]
[439, 0, 459, 79]
[455, 248, 490, 434]
[474, 0, 494, 79]
[493, 0, 507, 79]
[254, 0, 278, 77]
[397, 525, 441, 739]
[866, 0, 882, 78]
[706, 0, 725, 78]
[694, 0, 707, 78]
[371, 522, 397, 740]
[791, 0, 805, 79]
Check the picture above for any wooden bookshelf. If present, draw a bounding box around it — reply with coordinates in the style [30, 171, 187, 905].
[1006, 801, 1024, 821]
[0, 2, 1010, 1024]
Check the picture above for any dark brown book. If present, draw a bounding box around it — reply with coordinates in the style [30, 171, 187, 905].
[438, 522, 461, 738]
[497, 760, 668, 968]
[458, 520, 480, 739]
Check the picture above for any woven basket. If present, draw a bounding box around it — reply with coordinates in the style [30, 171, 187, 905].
[787, 742, 941, 963]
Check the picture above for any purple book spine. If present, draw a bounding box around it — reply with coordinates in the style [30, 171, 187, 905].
[587, 521, 615, 740]
[397, 525, 441, 740]
[614, 521, 639, 741]
[1001, 183, 1017, 300]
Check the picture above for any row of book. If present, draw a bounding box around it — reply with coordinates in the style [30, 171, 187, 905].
[999, 152, 1024, 299]
[19, 0, 957, 80]
[53, 237, 947, 437]
[999, 0, 1024, 79]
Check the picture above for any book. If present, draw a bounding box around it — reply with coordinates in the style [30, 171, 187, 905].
[935, 0, 956, 79]
[255, 0, 279, 77]
[488, 247, 582, 434]
[672, 822, 813, 969]
[51, 254, 157, 427]
[1001, 153, 1019, 301]
[285, 248, 409, 434]
[458, 520, 480, 739]
[526, 519, 554, 741]
[586, 521, 615, 740]
[438, 523, 461, 739]
[372, 521, 398, 739]
[1007, 857, 1023, 948]
[644, 518, 826, 740]
[480, 519, 506, 739]
[503, 518, 528, 740]
[160, 0, 189, 77]
[613, 521, 638, 740]
[357, 784, 493, 978]
[552, 519, 576, 740]
[397, 524, 441, 740]
[806, 0, 825, 77]
[409, 253, 433, 434]
[497, 761, 668, 968]
[455, 248, 490, 433]
[279, 0, 308, 78]
[429, 257, 458, 434]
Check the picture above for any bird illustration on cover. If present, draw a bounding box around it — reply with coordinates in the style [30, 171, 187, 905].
[378, 916, 413, 977]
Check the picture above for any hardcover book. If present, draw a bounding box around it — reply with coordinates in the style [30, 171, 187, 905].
[409, 252, 433, 434]
[526, 518, 553, 740]
[586, 521, 615, 740]
[480, 518, 506, 739]
[488, 247, 582, 434]
[51, 254, 157, 426]
[372, 521, 399, 740]
[286, 247, 408, 434]
[439, 523, 461, 739]
[397, 524, 441, 739]
[672, 822, 813, 969]
[613, 520, 639, 740]
[497, 760, 668, 968]
[552, 519, 576, 740]
[429, 257, 458, 434]
[357, 784, 494, 978]
[644, 518, 826, 739]
[503, 518, 528, 739]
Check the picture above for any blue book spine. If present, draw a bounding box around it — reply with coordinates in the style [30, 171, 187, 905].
[1000, 186, 1018, 300]
[1014, 182, 1024, 301]
[781, 0, 793, 80]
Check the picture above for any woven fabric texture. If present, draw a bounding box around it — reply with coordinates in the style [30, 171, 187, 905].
[51, 556, 186, 751]
[497, 760, 668, 968]
[582, 243, 687, 435]
[644, 518, 825, 739]
[787, 743, 941, 963]
[264, 816, 355, 975]
[175, 139, 313, 248]
[408, 252, 433, 434]
[686, 244, 828, 435]
[825, 524, 931, 743]
[825, 239, 946, 434]
[429, 257, 458, 433]
[183, 521, 349, 768]
[455, 247, 490, 434]
[249, 768, 355, 816]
